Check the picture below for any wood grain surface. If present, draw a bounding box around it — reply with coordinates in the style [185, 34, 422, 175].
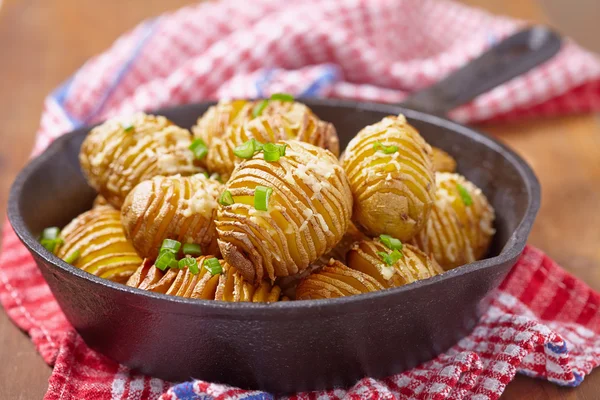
[0, 0, 599, 399]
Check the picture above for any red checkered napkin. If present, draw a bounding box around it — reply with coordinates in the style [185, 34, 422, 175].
[2, 0, 600, 399]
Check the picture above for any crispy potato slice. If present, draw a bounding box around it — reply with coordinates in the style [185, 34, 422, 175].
[216, 140, 353, 282]
[79, 113, 202, 208]
[432, 147, 457, 173]
[411, 172, 495, 270]
[342, 114, 436, 241]
[192, 99, 253, 146]
[57, 206, 142, 284]
[121, 174, 222, 259]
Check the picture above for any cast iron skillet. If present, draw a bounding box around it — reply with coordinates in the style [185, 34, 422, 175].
[7, 28, 549, 393]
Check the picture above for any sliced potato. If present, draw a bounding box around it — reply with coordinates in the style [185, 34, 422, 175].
[346, 238, 442, 288]
[432, 147, 457, 173]
[411, 172, 495, 270]
[79, 113, 202, 208]
[57, 206, 142, 283]
[295, 260, 384, 300]
[192, 100, 254, 146]
[216, 140, 353, 282]
[342, 114, 436, 241]
[121, 174, 222, 259]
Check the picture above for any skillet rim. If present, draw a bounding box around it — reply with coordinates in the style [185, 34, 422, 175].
[7, 99, 540, 317]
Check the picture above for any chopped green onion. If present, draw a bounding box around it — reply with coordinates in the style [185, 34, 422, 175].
[63, 249, 80, 264]
[233, 138, 259, 159]
[263, 142, 281, 162]
[189, 138, 208, 160]
[170, 258, 180, 269]
[204, 257, 223, 275]
[377, 249, 403, 266]
[123, 124, 135, 132]
[373, 142, 399, 154]
[219, 190, 234, 206]
[178, 256, 199, 273]
[188, 259, 200, 274]
[156, 251, 176, 271]
[270, 93, 294, 102]
[182, 243, 202, 257]
[201, 171, 210, 178]
[209, 173, 223, 183]
[40, 238, 63, 253]
[456, 184, 473, 206]
[160, 239, 181, 255]
[379, 234, 403, 251]
[41, 227, 60, 240]
[279, 143, 287, 156]
[254, 186, 273, 211]
[252, 99, 269, 117]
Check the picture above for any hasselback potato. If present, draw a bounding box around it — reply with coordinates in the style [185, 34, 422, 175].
[432, 147, 457, 173]
[121, 174, 222, 259]
[342, 114, 436, 241]
[57, 206, 142, 283]
[206, 102, 339, 180]
[216, 140, 353, 282]
[411, 172, 495, 270]
[126, 257, 282, 302]
[296, 260, 384, 300]
[346, 238, 442, 288]
[192, 99, 253, 145]
[80, 113, 202, 208]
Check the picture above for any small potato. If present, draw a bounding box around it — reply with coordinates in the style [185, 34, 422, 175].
[216, 140, 353, 282]
[121, 174, 222, 259]
[432, 147, 457, 173]
[295, 260, 384, 300]
[411, 172, 495, 270]
[342, 114, 436, 241]
[57, 206, 142, 283]
[126, 257, 282, 302]
[192, 100, 254, 146]
[346, 238, 442, 289]
[207, 102, 339, 180]
[80, 113, 202, 208]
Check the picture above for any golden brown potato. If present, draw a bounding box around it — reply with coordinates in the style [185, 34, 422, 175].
[206, 102, 339, 180]
[57, 206, 142, 283]
[126, 257, 282, 302]
[295, 260, 384, 300]
[432, 147, 457, 173]
[121, 174, 222, 259]
[216, 140, 353, 282]
[411, 172, 495, 270]
[346, 238, 443, 289]
[92, 195, 111, 208]
[80, 113, 202, 208]
[342, 114, 436, 241]
[192, 100, 254, 145]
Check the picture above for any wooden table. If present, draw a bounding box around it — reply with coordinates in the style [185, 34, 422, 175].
[0, 0, 599, 398]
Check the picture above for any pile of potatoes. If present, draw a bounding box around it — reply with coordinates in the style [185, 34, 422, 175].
[46, 97, 495, 303]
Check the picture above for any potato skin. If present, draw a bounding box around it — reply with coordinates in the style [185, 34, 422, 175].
[216, 140, 353, 282]
[80, 113, 202, 208]
[432, 147, 457, 173]
[126, 257, 282, 302]
[346, 238, 442, 289]
[57, 206, 142, 283]
[411, 172, 495, 270]
[295, 260, 384, 300]
[121, 174, 222, 259]
[206, 102, 339, 180]
[192, 100, 253, 146]
[342, 114, 436, 241]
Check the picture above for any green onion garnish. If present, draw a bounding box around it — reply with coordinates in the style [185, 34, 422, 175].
[252, 99, 269, 117]
[123, 124, 135, 132]
[219, 190, 234, 206]
[233, 138, 260, 159]
[270, 93, 294, 102]
[178, 256, 199, 273]
[373, 142, 399, 154]
[182, 243, 202, 257]
[204, 257, 223, 275]
[42, 227, 60, 240]
[379, 234, 403, 251]
[201, 171, 210, 178]
[156, 251, 175, 271]
[40, 227, 63, 253]
[456, 184, 473, 206]
[263, 143, 281, 162]
[209, 173, 223, 183]
[189, 138, 208, 160]
[160, 239, 181, 255]
[63, 249, 80, 264]
[279, 143, 287, 156]
[254, 186, 273, 211]
[377, 249, 403, 266]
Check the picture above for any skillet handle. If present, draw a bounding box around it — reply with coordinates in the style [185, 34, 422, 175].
[399, 26, 562, 116]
